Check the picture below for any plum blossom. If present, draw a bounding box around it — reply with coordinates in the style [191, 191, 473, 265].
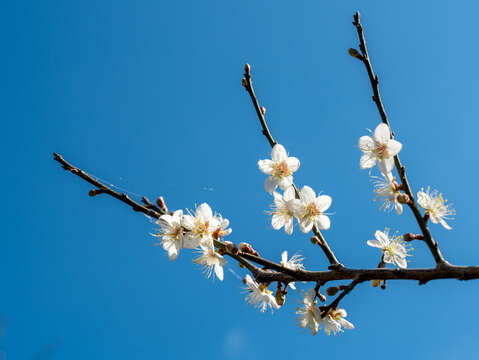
[320, 308, 354, 335]
[280, 251, 304, 290]
[417, 187, 455, 230]
[358, 123, 402, 174]
[270, 186, 296, 234]
[367, 229, 410, 269]
[296, 289, 321, 335]
[194, 244, 227, 281]
[243, 274, 280, 313]
[211, 213, 232, 241]
[292, 185, 332, 233]
[258, 144, 300, 193]
[372, 173, 403, 215]
[182, 203, 219, 246]
[154, 210, 193, 261]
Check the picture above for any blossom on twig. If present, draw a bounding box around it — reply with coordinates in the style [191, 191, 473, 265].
[358, 123, 402, 174]
[291, 185, 332, 233]
[280, 251, 305, 289]
[296, 289, 321, 335]
[243, 275, 280, 313]
[194, 244, 227, 281]
[367, 229, 411, 269]
[320, 308, 354, 335]
[154, 210, 191, 261]
[371, 173, 403, 215]
[417, 187, 455, 230]
[258, 144, 300, 193]
[269, 186, 296, 234]
[182, 203, 219, 246]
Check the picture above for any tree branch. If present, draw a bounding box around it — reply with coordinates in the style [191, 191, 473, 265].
[242, 66, 341, 267]
[351, 12, 447, 266]
[321, 278, 362, 317]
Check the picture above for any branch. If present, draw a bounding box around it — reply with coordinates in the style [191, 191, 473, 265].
[242, 66, 341, 268]
[351, 12, 447, 266]
[321, 278, 362, 317]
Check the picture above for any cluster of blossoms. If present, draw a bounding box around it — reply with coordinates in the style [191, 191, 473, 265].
[297, 290, 354, 336]
[258, 144, 332, 235]
[153, 203, 231, 280]
[359, 122, 455, 229]
[151, 124, 456, 338]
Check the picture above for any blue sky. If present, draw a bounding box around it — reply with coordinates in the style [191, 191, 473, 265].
[2, 0, 479, 358]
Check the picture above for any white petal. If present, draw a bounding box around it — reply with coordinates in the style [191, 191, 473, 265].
[300, 186, 316, 203]
[386, 139, 402, 157]
[196, 203, 213, 222]
[299, 218, 314, 233]
[378, 158, 394, 174]
[258, 159, 273, 174]
[439, 218, 452, 230]
[281, 251, 288, 265]
[316, 215, 330, 230]
[168, 246, 179, 261]
[288, 199, 303, 218]
[383, 252, 394, 264]
[360, 153, 377, 169]
[358, 135, 374, 151]
[283, 186, 296, 201]
[395, 257, 407, 269]
[288, 282, 296, 290]
[374, 230, 389, 245]
[316, 195, 332, 212]
[278, 176, 293, 190]
[181, 215, 195, 230]
[271, 144, 287, 162]
[367, 240, 382, 248]
[395, 202, 403, 215]
[264, 176, 279, 193]
[286, 157, 300, 172]
[215, 264, 224, 281]
[284, 217, 294, 235]
[374, 123, 390, 143]
[340, 319, 354, 330]
[272, 214, 286, 230]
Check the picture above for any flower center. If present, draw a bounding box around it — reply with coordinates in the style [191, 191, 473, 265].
[272, 161, 291, 178]
[303, 204, 320, 219]
[373, 144, 388, 158]
[194, 220, 210, 237]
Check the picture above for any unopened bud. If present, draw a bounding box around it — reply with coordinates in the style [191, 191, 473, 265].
[224, 241, 238, 254]
[318, 293, 327, 302]
[348, 48, 362, 59]
[338, 285, 346, 291]
[260, 106, 266, 115]
[310, 236, 320, 245]
[244, 63, 251, 75]
[397, 193, 411, 204]
[403, 233, 423, 242]
[156, 196, 168, 213]
[391, 180, 401, 192]
[88, 189, 102, 197]
[371, 280, 381, 288]
[241, 78, 247, 87]
[326, 287, 339, 296]
[275, 290, 285, 306]
[238, 242, 259, 256]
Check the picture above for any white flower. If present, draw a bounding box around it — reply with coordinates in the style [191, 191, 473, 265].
[270, 186, 296, 234]
[211, 213, 232, 240]
[417, 187, 455, 230]
[243, 274, 280, 313]
[194, 244, 227, 281]
[182, 203, 219, 247]
[320, 308, 354, 336]
[358, 123, 402, 174]
[367, 229, 410, 269]
[291, 186, 332, 233]
[372, 173, 403, 215]
[153, 210, 193, 261]
[258, 144, 300, 193]
[296, 289, 321, 335]
[280, 251, 304, 290]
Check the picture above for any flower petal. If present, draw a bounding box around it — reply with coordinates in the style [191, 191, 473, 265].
[315, 214, 330, 230]
[196, 203, 212, 222]
[300, 186, 316, 203]
[272, 214, 286, 230]
[386, 139, 402, 157]
[265, 176, 279, 193]
[286, 157, 300, 172]
[258, 159, 273, 174]
[360, 153, 377, 169]
[378, 158, 394, 174]
[271, 144, 287, 162]
[439, 218, 452, 230]
[395, 257, 407, 269]
[316, 195, 332, 212]
[283, 186, 296, 201]
[215, 264, 224, 281]
[285, 217, 294, 235]
[279, 176, 293, 190]
[358, 135, 374, 151]
[367, 240, 382, 248]
[374, 123, 390, 143]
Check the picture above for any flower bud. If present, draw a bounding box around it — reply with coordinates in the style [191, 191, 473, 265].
[260, 106, 266, 115]
[326, 287, 339, 296]
[403, 233, 423, 242]
[238, 242, 259, 256]
[338, 285, 346, 291]
[397, 193, 411, 204]
[310, 236, 321, 245]
[156, 196, 168, 213]
[244, 63, 251, 75]
[348, 48, 362, 59]
[224, 241, 238, 254]
[241, 78, 247, 87]
[371, 280, 381, 288]
[88, 189, 102, 197]
[275, 290, 286, 306]
[318, 293, 326, 302]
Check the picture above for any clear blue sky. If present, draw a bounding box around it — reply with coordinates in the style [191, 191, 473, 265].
[2, 0, 479, 358]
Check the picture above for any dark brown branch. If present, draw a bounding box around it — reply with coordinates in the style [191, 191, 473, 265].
[242, 66, 341, 267]
[351, 12, 446, 266]
[53, 153, 164, 218]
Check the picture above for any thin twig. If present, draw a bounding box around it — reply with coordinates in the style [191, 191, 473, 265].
[351, 12, 446, 266]
[242, 66, 341, 267]
[321, 278, 362, 317]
